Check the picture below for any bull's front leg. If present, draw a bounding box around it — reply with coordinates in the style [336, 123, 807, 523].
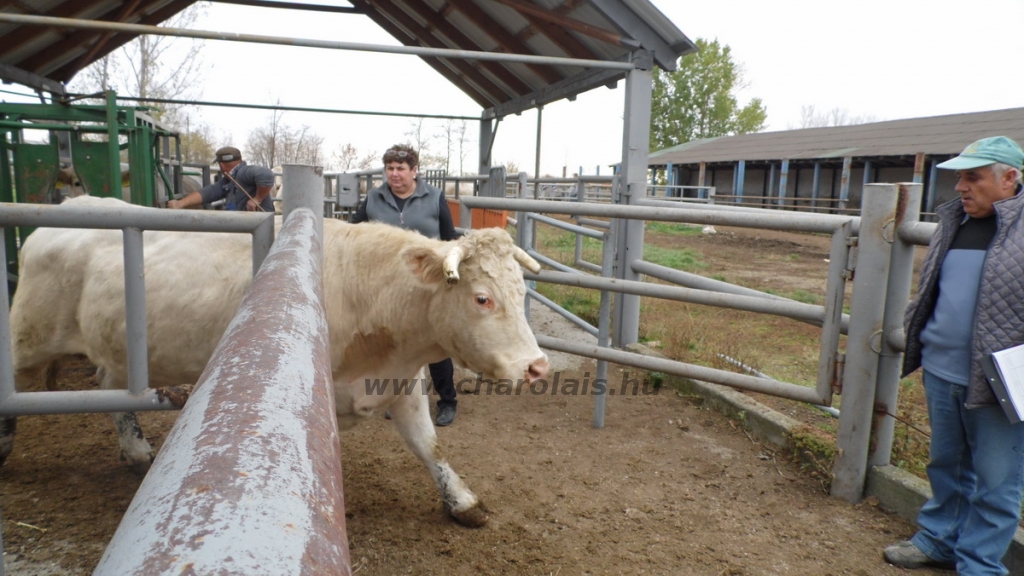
[389, 388, 488, 527]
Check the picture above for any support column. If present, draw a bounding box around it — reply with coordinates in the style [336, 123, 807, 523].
[767, 163, 776, 202]
[838, 157, 852, 213]
[777, 159, 790, 208]
[734, 160, 745, 202]
[925, 159, 939, 214]
[811, 162, 822, 211]
[698, 162, 707, 199]
[534, 106, 543, 198]
[611, 51, 653, 347]
[478, 115, 494, 176]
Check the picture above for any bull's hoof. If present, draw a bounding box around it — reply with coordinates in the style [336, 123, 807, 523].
[120, 451, 155, 474]
[449, 501, 489, 527]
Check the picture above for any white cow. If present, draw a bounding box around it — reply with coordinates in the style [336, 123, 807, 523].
[5, 195, 548, 526]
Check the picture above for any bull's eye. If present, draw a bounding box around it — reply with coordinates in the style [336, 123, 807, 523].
[475, 294, 494, 309]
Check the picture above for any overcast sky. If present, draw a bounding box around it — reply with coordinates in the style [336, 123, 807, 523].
[7, 0, 1024, 176]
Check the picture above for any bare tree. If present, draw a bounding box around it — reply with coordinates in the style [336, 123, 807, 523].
[70, 5, 207, 113]
[404, 118, 444, 169]
[435, 119, 456, 174]
[795, 105, 879, 129]
[177, 112, 217, 165]
[245, 109, 325, 168]
[69, 5, 214, 158]
[331, 143, 360, 171]
[358, 151, 379, 170]
[455, 120, 472, 175]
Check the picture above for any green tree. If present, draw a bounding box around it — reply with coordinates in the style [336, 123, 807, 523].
[650, 38, 767, 150]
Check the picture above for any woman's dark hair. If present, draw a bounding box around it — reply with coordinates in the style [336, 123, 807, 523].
[383, 144, 418, 168]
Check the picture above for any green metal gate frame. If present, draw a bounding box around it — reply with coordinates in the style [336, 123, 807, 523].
[0, 90, 184, 297]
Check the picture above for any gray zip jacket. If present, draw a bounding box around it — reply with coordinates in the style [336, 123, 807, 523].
[354, 179, 457, 240]
[902, 186, 1024, 407]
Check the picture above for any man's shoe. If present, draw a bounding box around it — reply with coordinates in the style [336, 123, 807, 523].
[883, 541, 956, 570]
[384, 410, 392, 420]
[435, 404, 457, 427]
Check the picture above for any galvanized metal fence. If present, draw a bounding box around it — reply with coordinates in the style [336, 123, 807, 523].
[460, 182, 926, 504]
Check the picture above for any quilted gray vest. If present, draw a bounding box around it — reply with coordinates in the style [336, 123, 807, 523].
[903, 188, 1024, 407]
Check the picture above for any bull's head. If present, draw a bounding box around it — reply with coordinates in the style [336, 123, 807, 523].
[403, 228, 549, 385]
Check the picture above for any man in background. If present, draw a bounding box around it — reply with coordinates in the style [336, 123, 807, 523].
[168, 146, 274, 212]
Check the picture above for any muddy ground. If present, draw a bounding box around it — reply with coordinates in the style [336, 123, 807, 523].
[0, 226, 943, 575]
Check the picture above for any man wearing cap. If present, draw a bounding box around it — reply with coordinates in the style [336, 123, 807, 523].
[167, 146, 275, 212]
[886, 136, 1024, 574]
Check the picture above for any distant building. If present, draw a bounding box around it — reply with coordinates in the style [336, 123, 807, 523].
[647, 107, 1024, 216]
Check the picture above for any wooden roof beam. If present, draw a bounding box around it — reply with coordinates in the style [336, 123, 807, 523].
[365, 0, 513, 104]
[69, 0, 143, 77]
[442, 0, 564, 85]
[491, 0, 638, 50]
[402, 0, 532, 96]
[0, 0, 99, 61]
[43, 0, 197, 83]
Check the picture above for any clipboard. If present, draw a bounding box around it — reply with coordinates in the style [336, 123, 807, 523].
[981, 347, 1024, 424]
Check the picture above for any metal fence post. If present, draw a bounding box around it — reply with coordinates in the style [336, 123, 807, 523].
[611, 53, 652, 347]
[283, 164, 324, 238]
[870, 183, 922, 467]
[831, 183, 900, 502]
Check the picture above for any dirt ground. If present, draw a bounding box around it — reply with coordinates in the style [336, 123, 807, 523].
[0, 226, 943, 575]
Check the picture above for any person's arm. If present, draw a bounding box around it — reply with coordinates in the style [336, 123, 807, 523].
[168, 190, 203, 209]
[438, 193, 461, 240]
[247, 186, 273, 211]
[246, 165, 276, 211]
[350, 197, 369, 224]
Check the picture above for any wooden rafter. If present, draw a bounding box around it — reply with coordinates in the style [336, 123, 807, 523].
[402, 0, 533, 96]
[492, 0, 635, 49]
[69, 0, 143, 76]
[0, 0, 98, 61]
[369, 0, 514, 103]
[442, 0, 564, 85]
[42, 0, 197, 82]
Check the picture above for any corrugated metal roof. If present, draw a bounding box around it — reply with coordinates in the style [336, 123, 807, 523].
[649, 107, 1024, 166]
[0, 0, 696, 117]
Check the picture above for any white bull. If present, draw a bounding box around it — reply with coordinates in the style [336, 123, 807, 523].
[6, 196, 548, 526]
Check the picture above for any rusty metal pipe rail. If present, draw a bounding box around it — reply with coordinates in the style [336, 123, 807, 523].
[93, 208, 350, 575]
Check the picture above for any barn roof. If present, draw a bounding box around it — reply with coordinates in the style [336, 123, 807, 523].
[0, 0, 696, 117]
[649, 107, 1024, 167]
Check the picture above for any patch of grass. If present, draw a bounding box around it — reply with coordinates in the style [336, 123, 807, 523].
[535, 282, 600, 326]
[643, 244, 707, 271]
[789, 424, 837, 493]
[646, 221, 703, 236]
[763, 288, 822, 305]
[646, 371, 667, 390]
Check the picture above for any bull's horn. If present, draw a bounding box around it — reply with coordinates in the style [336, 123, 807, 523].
[443, 245, 466, 285]
[513, 246, 541, 273]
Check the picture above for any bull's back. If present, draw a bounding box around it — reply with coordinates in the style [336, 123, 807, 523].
[12, 220, 254, 387]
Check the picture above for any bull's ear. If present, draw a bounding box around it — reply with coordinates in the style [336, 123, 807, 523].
[401, 246, 447, 285]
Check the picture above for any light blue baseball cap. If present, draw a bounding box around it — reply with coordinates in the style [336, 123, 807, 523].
[937, 136, 1024, 170]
